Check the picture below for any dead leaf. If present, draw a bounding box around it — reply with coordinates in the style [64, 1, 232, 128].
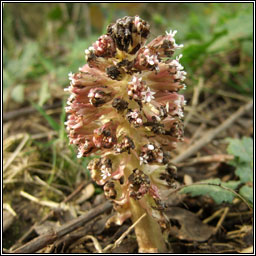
[93, 194, 105, 207]
[34, 220, 58, 235]
[166, 207, 214, 242]
[76, 183, 95, 204]
[184, 174, 193, 185]
[92, 215, 112, 235]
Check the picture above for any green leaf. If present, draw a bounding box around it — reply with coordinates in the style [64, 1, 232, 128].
[59, 101, 67, 142]
[17, 42, 39, 79]
[153, 14, 167, 25]
[208, 11, 253, 52]
[179, 179, 241, 204]
[5, 41, 39, 83]
[242, 40, 253, 57]
[235, 164, 253, 183]
[31, 102, 60, 131]
[48, 6, 62, 20]
[222, 180, 242, 190]
[224, 12, 253, 39]
[226, 137, 253, 182]
[3, 68, 14, 89]
[38, 81, 51, 106]
[38, 55, 55, 72]
[226, 137, 253, 163]
[3, 69, 15, 103]
[239, 185, 253, 206]
[11, 84, 25, 103]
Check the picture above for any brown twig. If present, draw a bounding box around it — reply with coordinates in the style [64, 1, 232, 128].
[3, 101, 62, 122]
[189, 123, 206, 145]
[12, 232, 58, 254]
[10, 181, 89, 251]
[50, 225, 92, 253]
[216, 89, 251, 102]
[184, 77, 204, 127]
[63, 181, 90, 203]
[12, 201, 112, 253]
[172, 100, 253, 164]
[176, 154, 234, 167]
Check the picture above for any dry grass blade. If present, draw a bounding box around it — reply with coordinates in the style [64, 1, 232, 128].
[216, 89, 252, 102]
[213, 207, 229, 235]
[70, 235, 103, 253]
[226, 225, 252, 239]
[239, 246, 253, 253]
[184, 77, 204, 127]
[173, 100, 253, 163]
[103, 213, 147, 252]
[3, 133, 29, 171]
[33, 176, 65, 197]
[3, 101, 62, 122]
[176, 154, 234, 167]
[20, 191, 71, 211]
[12, 202, 112, 253]
[203, 208, 224, 224]
[3, 203, 17, 217]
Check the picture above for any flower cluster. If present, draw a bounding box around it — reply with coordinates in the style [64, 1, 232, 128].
[65, 16, 186, 251]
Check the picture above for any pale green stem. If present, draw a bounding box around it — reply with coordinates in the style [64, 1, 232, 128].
[130, 198, 167, 253]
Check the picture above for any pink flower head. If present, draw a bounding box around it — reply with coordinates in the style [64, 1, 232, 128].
[65, 16, 186, 231]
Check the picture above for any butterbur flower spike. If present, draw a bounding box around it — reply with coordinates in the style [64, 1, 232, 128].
[65, 15, 186, 253]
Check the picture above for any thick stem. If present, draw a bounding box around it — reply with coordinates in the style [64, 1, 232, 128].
[130, 198, 167, 253]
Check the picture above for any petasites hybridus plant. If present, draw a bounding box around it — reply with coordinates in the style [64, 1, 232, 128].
[65, 16, 186, 253]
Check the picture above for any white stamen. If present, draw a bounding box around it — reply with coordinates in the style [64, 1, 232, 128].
[142, 87, 156, 103]
[77, 151, 83, 158]
[101, 169, 111, 180]
[166, 29, 177, 37]
[134, 15, 140, 26]
[148, 144, 154, 150]
[166, 102, 169, 112]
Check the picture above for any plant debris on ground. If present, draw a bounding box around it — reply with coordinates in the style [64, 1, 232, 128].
[3, 3, 253, 254]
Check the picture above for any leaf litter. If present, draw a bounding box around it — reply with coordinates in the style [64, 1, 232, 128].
[3, 88, 253, 253]
[3, 4, 253, 252]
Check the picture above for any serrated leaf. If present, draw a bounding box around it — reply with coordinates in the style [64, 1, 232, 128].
[239, 185, 253, 206]
[179, 179, 241, 204]
[222, 180, 242, 190]
[226, 137, 253, 163]
[235, 164, 253, 183]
